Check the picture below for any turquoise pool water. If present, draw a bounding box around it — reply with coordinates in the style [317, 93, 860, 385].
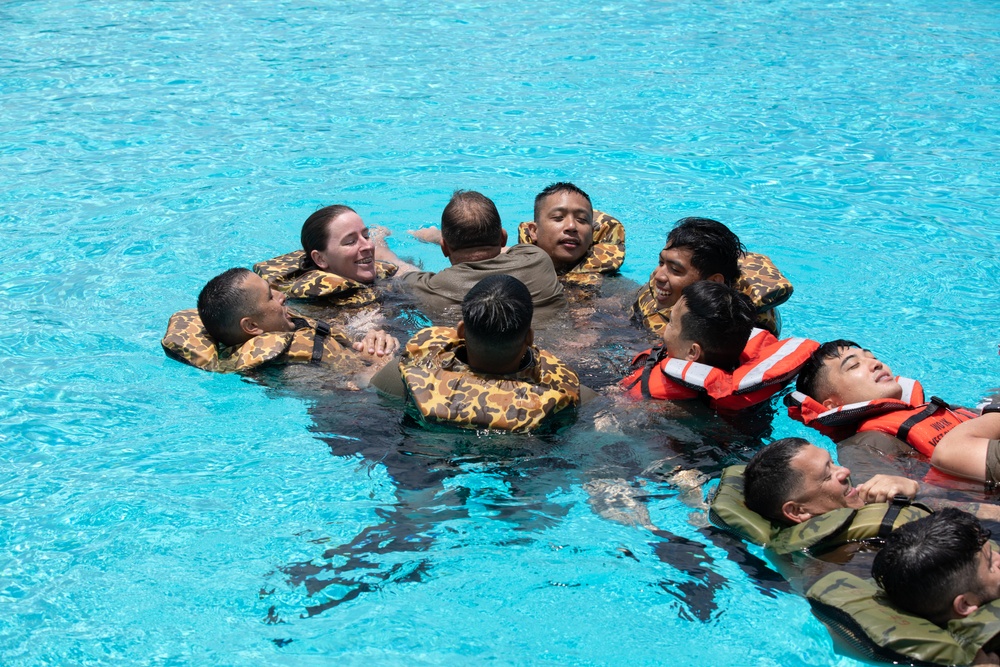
[3, 0, 999, 664]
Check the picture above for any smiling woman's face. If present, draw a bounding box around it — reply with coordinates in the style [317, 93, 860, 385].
[309, 211, 377, 283]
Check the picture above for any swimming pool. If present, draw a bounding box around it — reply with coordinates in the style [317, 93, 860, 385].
[3, 0, 999, 663]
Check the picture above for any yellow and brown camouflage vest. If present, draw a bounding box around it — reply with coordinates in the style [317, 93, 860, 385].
[253, 250, 397, 306]
[161, 308, 354, 373]
[517, 209, 626, 288]
[631, 252, 792, 336]
[808, 571, 1000, 666]
[399, 326, 581, 432]
[709, 465, 932, 555]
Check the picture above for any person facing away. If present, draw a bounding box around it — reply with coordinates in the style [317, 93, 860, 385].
[373, 190, 565, 319]
[194, 268, 396, 362]
[790, 340, 1000, 485]
[872, 509, 1000, 643]
[371, 274, 594, 431]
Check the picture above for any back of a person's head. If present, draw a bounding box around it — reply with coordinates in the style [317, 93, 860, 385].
[795, 339, 860, 401]
[872, 508, 989, 625]
[679, 281, 755, 371]
[743, 437, 810, 525]
[533, 182, 592, 221]
[666, 217, 745, 285]
[441, 190, 504, 250]
[301, 204, 356, 265]
[461, 275, 533, 360]
[197, 268, 254, 347]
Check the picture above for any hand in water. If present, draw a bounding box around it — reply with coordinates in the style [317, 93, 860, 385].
[353, 329, 399, 358]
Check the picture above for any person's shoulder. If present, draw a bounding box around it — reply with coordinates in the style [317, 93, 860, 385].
[506, 243, 547, 258]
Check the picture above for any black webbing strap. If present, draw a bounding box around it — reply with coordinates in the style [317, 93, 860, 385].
[312, 320, 331, 363]
[896, 396, 949, 444]
[622, 347, 663, 399]
[877, 495, 910, 540]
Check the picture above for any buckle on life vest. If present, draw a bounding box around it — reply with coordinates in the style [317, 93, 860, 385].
[312, 320, 332, 363]
[930, 395, 950, 409]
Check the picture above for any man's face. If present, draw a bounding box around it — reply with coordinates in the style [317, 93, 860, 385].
[311, 210, 377, 283]
[661, 296, 692, 359]
[785, 444, 864, 523]
[529, 190, 594, 271]
[819, 347, 903, 408]
[651, 244, 703, 309]
[970, 541, 1000, 608]
[244, 273, 296, 335]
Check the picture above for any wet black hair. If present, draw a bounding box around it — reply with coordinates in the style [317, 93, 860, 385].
[743, 437, 812, 525]
[533, 182, 592, 222]
[677, 281, 755, 371]
[441, 190, 504, 251]
[795, 339, 861, 401]
[300, 204, 358, 268]
[872, 508, 991, 626]
[197, 267, 256, 347]
[461, 274, 533, 358]
[665, 217, 745, 285]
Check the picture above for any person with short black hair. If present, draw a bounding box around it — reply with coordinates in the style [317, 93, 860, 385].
[788, 340, 1000, 484]
[873, 508, 1000, 627]
[743, 437, 918, 525]
[524, 182, 595, 274]
[621, 281, 815, 410]
[660, 281, 755, 372]
[198, 268, 296, 347]
[162, 268, 398, 375]
[632, 217, 789, 336]
[374, 190, 565, 319]
[371, 275, 593, 431]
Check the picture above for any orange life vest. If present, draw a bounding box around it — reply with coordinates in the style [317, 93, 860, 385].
[620, 329, 819, 411]
[785, 378, 978, 456]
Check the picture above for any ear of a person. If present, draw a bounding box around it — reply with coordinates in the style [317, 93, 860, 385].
[239, 316, 263, 337]
[310, 249, 329, 270]
[953, 593, 981, 618]
[456, 320, 465, 339]
[685, 342, 703, 363]
[705, 272, 725, 284]
[781, 501, 811, 525]
[524, 222, 537, 242]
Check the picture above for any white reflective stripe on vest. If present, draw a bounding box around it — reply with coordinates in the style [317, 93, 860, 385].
[737, 337, 808, 392]
[662, 357, 713, 388]
[898, 377, 917, 404]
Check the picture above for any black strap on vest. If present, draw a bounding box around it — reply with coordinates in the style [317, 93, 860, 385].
[311, 320, 331, 363]
[896, 396, 949, 444]
[622, 347, 663, 399]
[877, 495, 910, 540]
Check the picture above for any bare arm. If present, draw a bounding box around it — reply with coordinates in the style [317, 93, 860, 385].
[929, 413, 1000, 482]
[370, 226, 421, 276]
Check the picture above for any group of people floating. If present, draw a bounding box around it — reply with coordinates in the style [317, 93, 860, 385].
[162, 182, 1000, 665]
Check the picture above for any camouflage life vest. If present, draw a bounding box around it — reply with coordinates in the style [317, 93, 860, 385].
[786, 378, 978, 456]
[621, 329, 818, 411]
[161, 309, 354, 373]
[709, 465, 931, 555]
[399, 326, 581, 432]
[808, 571, 1000, 666]
[632, 252, 792, 336]
[517, 209, 625, 288]
[253, 250, 397, 306]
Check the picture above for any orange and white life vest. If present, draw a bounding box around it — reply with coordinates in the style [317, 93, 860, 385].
[785, 378, 978, 456]
[621, 329, 819, 411]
